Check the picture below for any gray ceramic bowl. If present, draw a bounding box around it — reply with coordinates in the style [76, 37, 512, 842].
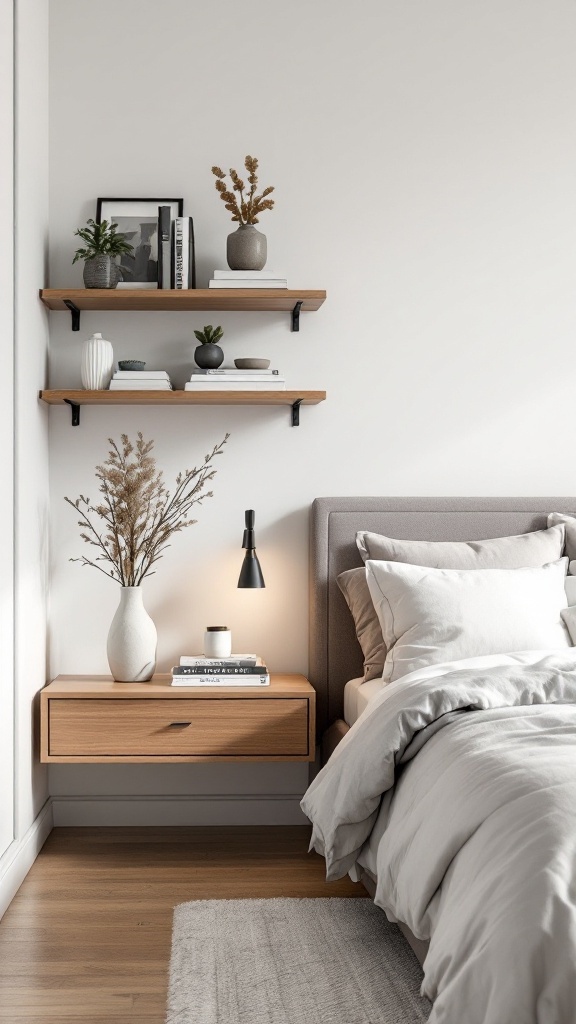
[234, 358, 270, 370]
[118, 360, 146, 371]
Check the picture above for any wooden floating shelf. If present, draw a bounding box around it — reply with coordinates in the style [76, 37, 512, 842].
[39, 389, 327, 428]
[39, 288, 326, 332]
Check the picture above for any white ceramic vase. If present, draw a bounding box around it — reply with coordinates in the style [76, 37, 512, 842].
[81, 332, 114, 390]
[107, 586, 157, 682]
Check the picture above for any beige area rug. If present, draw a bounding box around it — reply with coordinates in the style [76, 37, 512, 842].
[166, 897, 430, 1023]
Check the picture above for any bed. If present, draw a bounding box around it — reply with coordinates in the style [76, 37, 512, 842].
[303, 497, 576, 1023]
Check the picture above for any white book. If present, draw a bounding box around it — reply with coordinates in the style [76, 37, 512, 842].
[113, 370, 170, 379]
[173, 217, 189, 290]
[188, 375, 285, 384]
[213, 270, 286, 280]
[170, 674, 270, 686]
[109, 382, 172, 390]
[208, 280, 287, 289]
[180, 655, 259, 666]
[185, 382, 286, 391]
[189, 372, 278, 380]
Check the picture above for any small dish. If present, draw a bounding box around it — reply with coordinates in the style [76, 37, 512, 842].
[118, 360, 146, 371]
[234, 358, 270, 370]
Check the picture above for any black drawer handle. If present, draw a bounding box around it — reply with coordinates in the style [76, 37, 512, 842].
[169, 721, 192, 727]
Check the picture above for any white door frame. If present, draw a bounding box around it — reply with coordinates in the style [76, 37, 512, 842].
[0, 0, 16, 861]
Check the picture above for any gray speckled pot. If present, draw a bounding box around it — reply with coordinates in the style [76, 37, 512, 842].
[226, 225, 267, 271]
[194, 343, 224, 369]
[83, 255, 121, 288]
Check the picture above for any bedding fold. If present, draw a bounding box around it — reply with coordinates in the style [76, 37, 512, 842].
[301, 650, 576, 1023]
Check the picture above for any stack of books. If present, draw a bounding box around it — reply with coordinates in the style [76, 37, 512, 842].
[171, 655, 270, 686]
[208, 270, 287, 289]
[185, 368, 286, 392]
[157, 206, 196, 289]
[109, 370, 173, 391]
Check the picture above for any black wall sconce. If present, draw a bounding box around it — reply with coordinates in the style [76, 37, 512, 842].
[237, 509, 265, 589]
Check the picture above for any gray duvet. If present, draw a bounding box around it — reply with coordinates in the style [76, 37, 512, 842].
[301, 650, 576, 1024]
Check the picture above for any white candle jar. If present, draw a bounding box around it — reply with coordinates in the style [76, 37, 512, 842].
[204, 626, 232, 658]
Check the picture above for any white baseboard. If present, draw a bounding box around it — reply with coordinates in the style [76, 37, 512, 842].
[0, 800, 53, 919]
[52, 793, 308, 826]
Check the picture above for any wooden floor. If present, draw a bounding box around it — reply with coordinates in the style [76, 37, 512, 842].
[0, 826, 364, 1023]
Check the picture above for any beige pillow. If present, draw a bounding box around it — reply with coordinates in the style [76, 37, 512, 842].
[337, 568, 386, 681]
[548, 513, 576, 564]
[356, 524, 565, 569]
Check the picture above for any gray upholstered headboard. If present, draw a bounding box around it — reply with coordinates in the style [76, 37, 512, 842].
[309, 497, 576, 734]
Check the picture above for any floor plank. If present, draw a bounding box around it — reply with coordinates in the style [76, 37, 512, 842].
[0, 826, 364, 1023]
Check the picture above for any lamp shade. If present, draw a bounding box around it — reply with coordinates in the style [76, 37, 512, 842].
[238, 509, 265, 588]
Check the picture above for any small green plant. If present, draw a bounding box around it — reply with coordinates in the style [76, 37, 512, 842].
[194, 325, 224, 345]
[72, 218, 134, 264]
[211, 156, 275, 224]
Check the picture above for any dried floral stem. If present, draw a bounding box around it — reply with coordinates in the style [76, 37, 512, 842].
[211, 156, 275, 225]
[65, 432, 229, 586]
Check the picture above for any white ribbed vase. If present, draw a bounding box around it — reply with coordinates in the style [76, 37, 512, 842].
[81, 332, 114, 390]
[107, 587, 157, 682]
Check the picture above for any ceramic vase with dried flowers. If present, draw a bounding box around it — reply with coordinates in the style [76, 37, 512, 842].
[65, 432, 228, 681]
[211, 156, 275, 271]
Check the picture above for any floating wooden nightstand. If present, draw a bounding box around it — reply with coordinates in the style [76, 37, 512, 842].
[40, 674, 316, 763]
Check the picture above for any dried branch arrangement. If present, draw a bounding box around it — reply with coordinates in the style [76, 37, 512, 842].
[211, 156, 275, 224]
[65, 432, 229, 586]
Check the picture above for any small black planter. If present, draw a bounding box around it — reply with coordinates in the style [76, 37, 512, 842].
[194, 343, 224, 369]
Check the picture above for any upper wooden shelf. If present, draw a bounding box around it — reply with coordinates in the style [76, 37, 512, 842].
[39, 288, 326, 332]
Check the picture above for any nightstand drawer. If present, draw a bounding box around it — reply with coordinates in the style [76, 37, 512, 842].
[48, 697, 310, 758]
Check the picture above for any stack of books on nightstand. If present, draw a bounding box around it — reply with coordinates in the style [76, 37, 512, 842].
[185, 369, 286, 391]
[208, 270, 287, 289]
[171, 655, 270, 686]
[109, 370, 173, 390]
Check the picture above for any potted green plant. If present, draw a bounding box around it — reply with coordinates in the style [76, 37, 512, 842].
[211, 156, 275, 271]
[194, 325, 225, 368]
[73, 218, 134, 289]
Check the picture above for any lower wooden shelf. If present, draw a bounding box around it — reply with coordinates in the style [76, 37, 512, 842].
[39, 389, 326, 427]
[40, 673, 316, 763]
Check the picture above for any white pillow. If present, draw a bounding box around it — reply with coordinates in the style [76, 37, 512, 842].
[366, 558, 570, 684]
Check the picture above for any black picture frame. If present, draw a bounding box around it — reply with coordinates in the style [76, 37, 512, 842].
[96, 197, 184, 289]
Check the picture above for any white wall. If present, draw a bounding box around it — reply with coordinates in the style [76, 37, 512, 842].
[1, 0, 52, 918]
[48, 0, 576, 822]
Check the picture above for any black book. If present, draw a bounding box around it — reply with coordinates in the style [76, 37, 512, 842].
[157, 206, 172, 289]
[188, 216, 196, 288]
[172, 664, 267, 676]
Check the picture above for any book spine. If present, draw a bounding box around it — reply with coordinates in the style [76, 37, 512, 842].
[188, 217, 196, 288]
[172, 664, 266, 675]
[158, 206, 172, 289]
[179, 655, 257, 665]
[173, 218, 189, 290]
[208, 280, 287, 289]
[213, 270, 284, 280]
[171, 675, 270, 686]
[190, 369, 279, 376]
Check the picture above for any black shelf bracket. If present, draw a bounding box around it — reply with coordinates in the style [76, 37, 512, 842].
[291, 399, 302, 427]
[63, 299, 81, 332]
[64, 399, 81, 426]
[291, 301, 303, 332]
